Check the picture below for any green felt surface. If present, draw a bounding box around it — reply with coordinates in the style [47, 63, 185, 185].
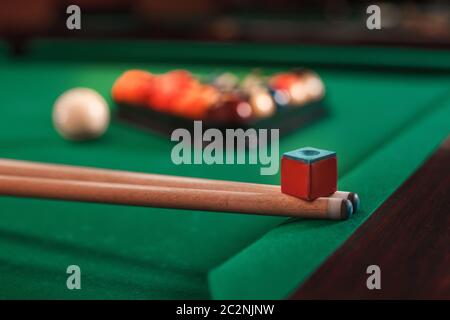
[0, 42, 449, 299]
[27, 40, 450, 71]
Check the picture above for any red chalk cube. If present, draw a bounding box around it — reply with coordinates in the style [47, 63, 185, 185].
[281, 147, 337, 201]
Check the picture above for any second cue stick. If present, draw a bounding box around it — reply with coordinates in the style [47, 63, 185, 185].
[0, 175, 352, 220]
[0, 158, 359, 211]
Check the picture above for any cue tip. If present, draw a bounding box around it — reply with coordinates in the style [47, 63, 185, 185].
[348, 192, 360, 213]
[341, 199, 353, 220]
[327, 198, 353, 220]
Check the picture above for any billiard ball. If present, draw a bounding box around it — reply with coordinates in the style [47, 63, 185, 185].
[247, 88, 276, 119]
[239, 72, 275, 118]
[269, 72, 305, 106]
[149, 70, 197, 112]
[53, 88, 110, 141]
[206, 92, 252, 124]
[111, 70, 154, 106]
[289, 78, 309, 105]
[303, 71, 325, 101]
[170, 84, 220, 119]
[270, 70, 325, 106]
[240, 71, 264, 93]
[290, 70, 325, 103]
[271, 89, 291, 107]
[212, 72, 239, 92]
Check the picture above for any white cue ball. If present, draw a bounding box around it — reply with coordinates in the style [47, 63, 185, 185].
[53, 88, 110, 141]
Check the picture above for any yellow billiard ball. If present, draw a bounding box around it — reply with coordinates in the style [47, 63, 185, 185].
[53, 88, 110, 141]
[304, 72, 325, 101]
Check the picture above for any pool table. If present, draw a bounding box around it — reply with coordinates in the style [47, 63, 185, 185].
[0, 40, 449, 299]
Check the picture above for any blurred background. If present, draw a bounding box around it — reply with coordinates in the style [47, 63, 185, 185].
[0, 0, 449, 55]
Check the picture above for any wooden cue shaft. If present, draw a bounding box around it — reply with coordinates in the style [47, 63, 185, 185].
[0, 175, 352, 220]
[0, 158, 359, 211]
[0, 158, 270, 191]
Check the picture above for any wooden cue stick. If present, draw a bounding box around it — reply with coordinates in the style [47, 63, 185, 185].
[0, 175, 352, 220]
[0, 158, 359, 211]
